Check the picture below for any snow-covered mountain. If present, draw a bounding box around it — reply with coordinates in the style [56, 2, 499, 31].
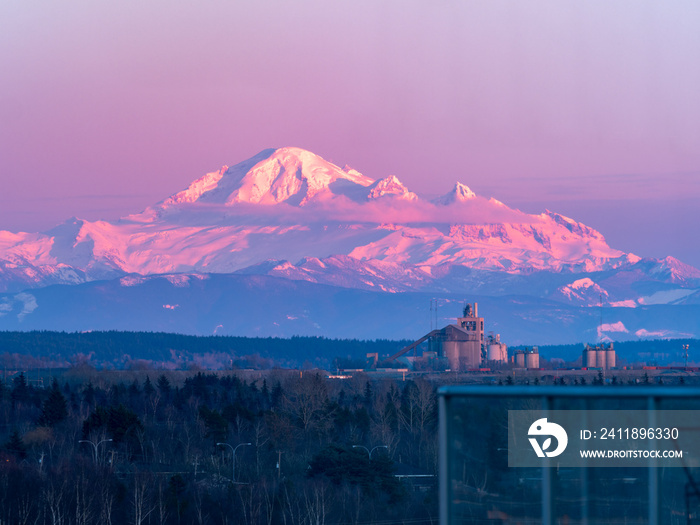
[0, 147, 698, 341]
[161, 147, 376, 207]
[0, 147, 646, 282]
[432, 182, 476, 205]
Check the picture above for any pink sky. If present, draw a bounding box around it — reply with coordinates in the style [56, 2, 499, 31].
[1, 1, 699, 265]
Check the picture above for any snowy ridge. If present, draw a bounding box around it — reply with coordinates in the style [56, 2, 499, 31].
[367, 175, 418, 201]
[163, 165, 229, 205]
[0, 147, 697, 310]
[556, 278, 609, 306]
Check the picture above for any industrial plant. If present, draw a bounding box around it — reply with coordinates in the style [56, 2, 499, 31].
[582, 343, 616, 369]
[389, 303, 513, 371]
[385, 302, 616, 372]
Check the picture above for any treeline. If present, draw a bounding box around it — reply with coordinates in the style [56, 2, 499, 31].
[0, 369, 438, 525]
[0, 331, 411, 370]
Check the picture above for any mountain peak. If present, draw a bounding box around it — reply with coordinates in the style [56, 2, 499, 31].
[433, 182, 476, 205]
[161, 147, 375, 208]
[656, 256, 700, 280]
[367, 175, 417, 201]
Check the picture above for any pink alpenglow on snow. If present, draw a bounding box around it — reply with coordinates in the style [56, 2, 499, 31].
[432, 183, 477, 205]
[0, 148, 691, 306]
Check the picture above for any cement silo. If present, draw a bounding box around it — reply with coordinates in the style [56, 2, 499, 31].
[486, 333, 507, 363]
[440, 302, 484, 370]
[582, 343, 616, 369]
[525, 348, 539, 369]
[596, 349, 606, 368]
[487, 343, 507, 362]
[514, 350, 526, 368]
[442, 330, 482, 371]
[583, 346, 597, 368]
[605, 344, 616, 369]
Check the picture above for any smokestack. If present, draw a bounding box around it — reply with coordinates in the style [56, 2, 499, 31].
[474, 302, 478, 317]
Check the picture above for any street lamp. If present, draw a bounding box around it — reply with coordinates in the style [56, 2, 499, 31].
[217, 442, 251, 482]
[353, 445, 388, 461]
[79, 438, 113, 462]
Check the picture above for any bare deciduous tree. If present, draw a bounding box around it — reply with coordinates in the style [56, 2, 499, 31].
[132, 470, 155, 525]
[74, 471, 95, 525]
[302, 478, 330, 525]
[44, 478, 68, 525]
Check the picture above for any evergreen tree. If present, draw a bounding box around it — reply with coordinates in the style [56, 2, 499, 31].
[4, 429, 27, 459]
[38, 378, 68, 427]
[143, 375, 155, 396]
[308, 444, 405, 503]
[11, 372, 30, 405]
[173, 387, 185, 410]
[260, 379, 270, 407]
[108, 404, 144, 444]
[83, 382, 96, 406]
[157, 375, 171, 398]
[83, 404, 143, 445]
[110, 383, 124, 405]
[363, 381, 373, 406]
[128, 379, 141, 397]
[199, 406, 228, 441]
[82, 406, 109, 439]
[271, 382, 283, 407]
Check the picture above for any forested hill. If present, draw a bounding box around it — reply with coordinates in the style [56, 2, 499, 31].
[0, 331, 411, 370]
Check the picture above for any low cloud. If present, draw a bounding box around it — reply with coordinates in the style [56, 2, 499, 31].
[0, 298, 12, 316]
[167, 195, 538, 227]
[635, 329, 671, 339]
[597, 321, 628, 339]
[14, 292, 38, 321]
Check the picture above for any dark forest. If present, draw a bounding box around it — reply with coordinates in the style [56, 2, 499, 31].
[0, 367, 439, 525]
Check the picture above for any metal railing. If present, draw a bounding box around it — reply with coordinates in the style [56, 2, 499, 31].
[439, 386, 700, 525]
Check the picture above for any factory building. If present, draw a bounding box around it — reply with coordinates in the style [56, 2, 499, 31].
[513, 347, 540, 369]
[387, 302, 622, 373]
[441, 302, 484, 370]
[582, 343, 616, 369]
[390, 302, 507, 371]
[485, 333, 508, 363]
